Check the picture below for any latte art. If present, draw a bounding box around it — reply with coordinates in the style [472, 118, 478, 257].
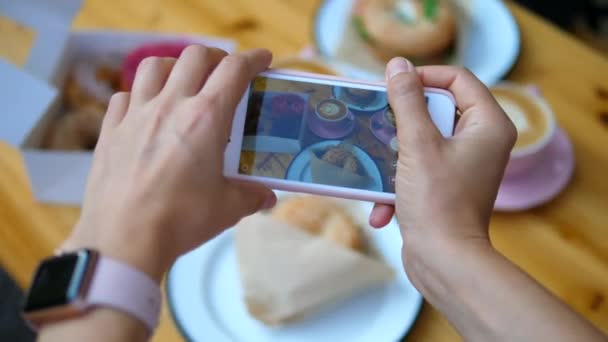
[319, 102, 341, 117]
[492, 86, 552, 152]
[316, 99, 347, 121]
[497, 99, 530, 134]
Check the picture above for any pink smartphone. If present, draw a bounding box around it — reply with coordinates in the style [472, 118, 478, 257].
[224, 70, 457, 204]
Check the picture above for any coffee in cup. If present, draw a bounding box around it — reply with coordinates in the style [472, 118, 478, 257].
[308, 98, 353, 138]
[491, 83, 557, 176]
[316, 99, 348, 121]
[491, 84, 555, 153]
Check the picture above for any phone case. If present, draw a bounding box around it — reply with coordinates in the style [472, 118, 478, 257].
[226, 69, 457, 205]
[269, 68, 457, 106]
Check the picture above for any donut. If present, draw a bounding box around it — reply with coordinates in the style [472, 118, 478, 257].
[64, 60, 121, 111]
[271, 196, 365, 251]
[121, 41, 191, 91]
[357, 0, 457, 59]
[46, 108, 105, 151]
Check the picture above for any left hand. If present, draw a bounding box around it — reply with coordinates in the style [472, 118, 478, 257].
[62, 46, 277, 283]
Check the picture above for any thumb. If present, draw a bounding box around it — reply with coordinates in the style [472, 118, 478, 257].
[385, 57, 442, 149]
[223, 180, 276, 221]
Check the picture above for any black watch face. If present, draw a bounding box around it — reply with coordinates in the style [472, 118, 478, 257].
[23, 250, 92, 313]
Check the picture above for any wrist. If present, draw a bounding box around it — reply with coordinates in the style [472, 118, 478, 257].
[402, 227, 495, 300]
[33, 249, 161, 341]
[62, 219, 168, 284]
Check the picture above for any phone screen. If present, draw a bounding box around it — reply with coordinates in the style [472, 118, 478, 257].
[237, 75, 416, 194]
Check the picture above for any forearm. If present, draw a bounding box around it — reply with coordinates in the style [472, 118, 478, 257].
[29, 46, 273, 342]
[407, 235, 606, 341]
[38, 308, 148, 342]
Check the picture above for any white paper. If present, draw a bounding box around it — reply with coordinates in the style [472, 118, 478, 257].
[235, 214, 394, 325]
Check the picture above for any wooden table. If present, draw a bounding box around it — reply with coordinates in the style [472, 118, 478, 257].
[1, 1, 607, 341]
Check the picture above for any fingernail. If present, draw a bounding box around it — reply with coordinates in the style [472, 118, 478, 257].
[369, 210, 379, 226]
[261, 193, 277, 210]
[386, 57, 414, 81]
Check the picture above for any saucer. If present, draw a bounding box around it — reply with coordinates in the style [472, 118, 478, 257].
[369, 111, 396, 145]
[307, 112, 356, 139]
[495, 128, 575, 211]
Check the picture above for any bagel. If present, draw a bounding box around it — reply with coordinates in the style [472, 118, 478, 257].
[46, 108, 105, 151]
[271, 196, 365, 252]
[357, 0, 457, 60]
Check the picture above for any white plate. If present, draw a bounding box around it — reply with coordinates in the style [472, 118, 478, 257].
[167, 193, 423, 342]
[285, 140, 384, 192]
[314, 0, 520, 85]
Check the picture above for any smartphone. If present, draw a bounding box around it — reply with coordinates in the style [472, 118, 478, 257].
[224, 70, 456, 204]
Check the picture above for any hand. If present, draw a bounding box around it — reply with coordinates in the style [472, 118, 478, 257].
[369, 58, 516, 282]
[62, 46, 277, 282]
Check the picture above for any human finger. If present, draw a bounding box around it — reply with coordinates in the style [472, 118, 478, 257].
[369, 203, 395, 228]
[416, 65, 506, 122]
[218, 180, 276, 227]
[103, 91, 130, 128]
[386, 57, 443, 150]
[130, 57, 176, 106]
[416, 65, 517, 145]
[163, 45, 228, 96]
[198, 49, 272, 142]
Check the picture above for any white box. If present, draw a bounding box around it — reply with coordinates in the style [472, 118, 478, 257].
[0, 0, 236, 205]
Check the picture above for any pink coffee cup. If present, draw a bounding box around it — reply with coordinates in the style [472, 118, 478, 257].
[309, 98, 354, 131]
[496, 83, 558, 178]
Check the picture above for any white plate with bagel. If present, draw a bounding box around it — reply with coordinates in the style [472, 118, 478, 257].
[314, 0, 520, 85]
[167, 192, 423, 342]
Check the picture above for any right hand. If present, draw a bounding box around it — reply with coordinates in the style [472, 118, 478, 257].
[369, 58, 517, 283]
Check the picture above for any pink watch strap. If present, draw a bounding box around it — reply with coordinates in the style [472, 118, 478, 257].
[86, 256, 162, 333]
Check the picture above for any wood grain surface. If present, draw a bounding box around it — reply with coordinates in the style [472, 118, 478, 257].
[0, 1, 606, 341]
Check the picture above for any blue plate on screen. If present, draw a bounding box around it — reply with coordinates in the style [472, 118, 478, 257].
[286, 140, 383, 192]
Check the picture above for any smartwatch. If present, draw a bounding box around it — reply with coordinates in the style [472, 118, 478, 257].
[22, 249, 162, 334]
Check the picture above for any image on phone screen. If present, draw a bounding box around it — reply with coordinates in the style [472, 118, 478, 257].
[237, 75, 426, 194]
